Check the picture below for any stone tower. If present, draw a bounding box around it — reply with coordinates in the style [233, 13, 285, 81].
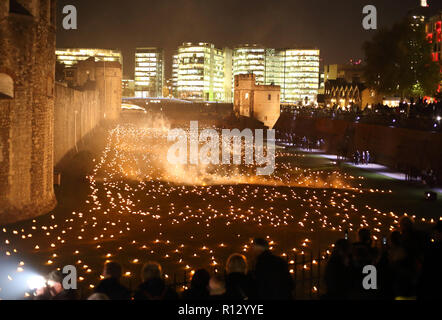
[67, 58, 123, 122]
[95, 61, 123, 121]
[234, 74, 281, 128]
[0, 0, 57, 224]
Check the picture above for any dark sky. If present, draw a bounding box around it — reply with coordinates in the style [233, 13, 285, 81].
[56, 0, 442, 78]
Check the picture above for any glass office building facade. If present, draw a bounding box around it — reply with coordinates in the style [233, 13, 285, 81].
[172, 53, 179, 98]
[231, 46, 320, 104]
[134, 47, 164, 98]
[279, 49, 320, 104]
[233, 45, 266, 84]
[173, 43, 319, 104]
[176, 42, 232, 102]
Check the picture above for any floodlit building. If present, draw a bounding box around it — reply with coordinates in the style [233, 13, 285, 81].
[174, 43, 319, 104]
[264, 48, 286, 87]
[324, 79, 365, 109]
[172, 53, 179, 98]
[322, 60, 367, 108]
[278, 49, 320, 105]
[232, 46, 320, 104]
[134, 47, 165, 98]
[234, 74, 281, 128]
[232, 45, 286, 86]
[56, 48, 123, 67]
[122, 79, 135, 97]
[324, 63, 365, 84]
[233, 45, 266, 84]
[176, 42, 232, 102]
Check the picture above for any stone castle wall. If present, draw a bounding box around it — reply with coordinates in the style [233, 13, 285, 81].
[280, 116, 442, 178]
[0, 0, 57, 225]
[54, 60, 122, 165]
[0, 1, 121, 224]
[54, 84, 100, 165]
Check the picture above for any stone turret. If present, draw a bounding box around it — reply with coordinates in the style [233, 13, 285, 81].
[0, 0, 57, 224]
[234, 74, 281, 128]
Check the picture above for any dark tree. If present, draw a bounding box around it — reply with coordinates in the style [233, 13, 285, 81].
[363, 18, 441, 98]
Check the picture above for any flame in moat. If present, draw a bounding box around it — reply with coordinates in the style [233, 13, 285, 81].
[104, 123, 356, 189]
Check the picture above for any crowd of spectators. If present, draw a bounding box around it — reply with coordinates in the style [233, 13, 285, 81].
[283, 99, 442, 132]
[32, 218, 441, 301]
[33, 238, 293, 301]
[324, 217, 442, 300]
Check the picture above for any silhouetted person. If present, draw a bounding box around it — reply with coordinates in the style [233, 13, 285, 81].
[95, 261, 131, 300]
[350, 228, 380, 298]
[399, 216, 427, 262]
[418, 221, 442, 300]
[35, 270, 77, 300]
[323, 239, 352, 300]
[249, 238, 293, 300]
[385, 229, 418, 299]
[181, 269, 210, 300]
[225, 253, 253, 300]
[353, 228, 377, 268]
[134, 261, 178, 300]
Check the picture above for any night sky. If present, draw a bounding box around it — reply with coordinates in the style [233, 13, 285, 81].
[56, 0, 442, 78]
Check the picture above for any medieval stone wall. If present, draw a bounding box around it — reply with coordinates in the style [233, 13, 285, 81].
[54, 60, 122, 165]
[0, 1, 121, 224]
[54, 84, 100, 165]
[282, 116, 442, 178]
[0, 0, 57, 225]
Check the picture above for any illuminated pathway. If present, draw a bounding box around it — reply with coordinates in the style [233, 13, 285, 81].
[304, 150, 442, 195]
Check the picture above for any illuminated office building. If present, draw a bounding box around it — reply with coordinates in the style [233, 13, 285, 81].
[232, 45, 285, 86]
[233, 45, 266, 84]
[176, 42, 232, 102]
[278, 49, 320, 104]
[56, 48, 123, 67]
[232, 46, 320, 104]
[134, 48, 164, 98]
[122, 79, 135, 97]
[264, 48, 285, 87]
[172, 53, 179, 98]
[175, 43, 319, 104]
